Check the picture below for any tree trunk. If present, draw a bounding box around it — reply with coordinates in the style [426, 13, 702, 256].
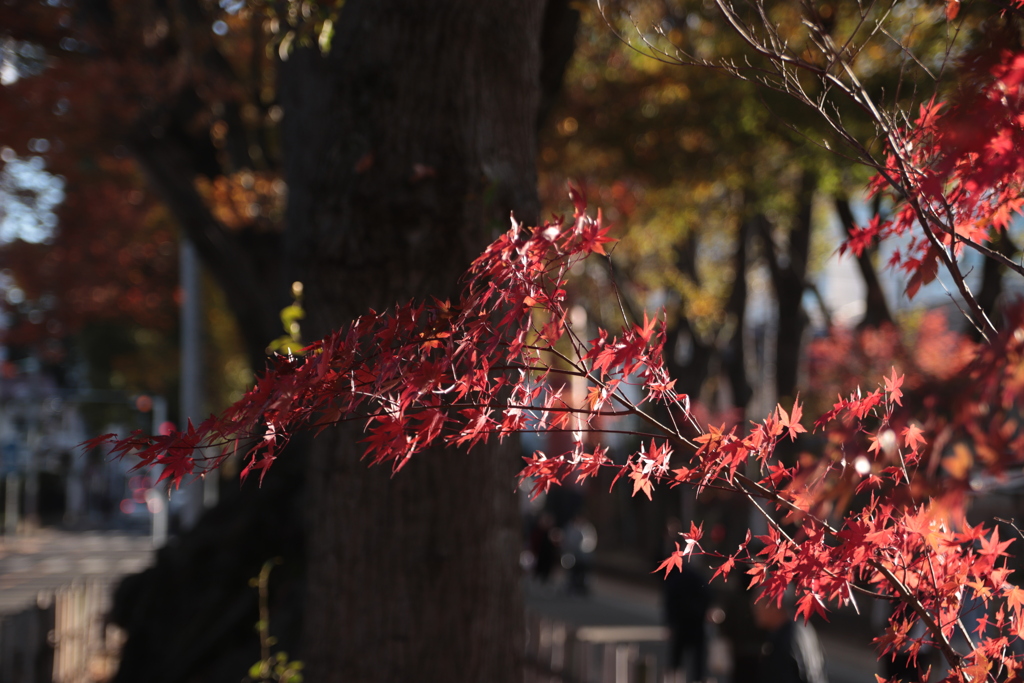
[833, 197, 894, 330]
[761, 170, 815, 403]
[664, 235, 714, 399]
[278, 2, 545, 680]
[723, 218, 752, 411]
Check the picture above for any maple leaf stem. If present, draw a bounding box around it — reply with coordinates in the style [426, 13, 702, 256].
[956, 617, 977, 656]
[453, 403, 636, 417]
[911, 202, 996, 341]
[491, 363, 588, 379]
[994, 517, 1024, 542]
[542, 337, 699, 450]
[870, 560, 962, 669]
[958, 237, 1024, 279]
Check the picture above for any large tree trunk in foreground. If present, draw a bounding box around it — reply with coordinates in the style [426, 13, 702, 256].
[279, 2, 544, 680]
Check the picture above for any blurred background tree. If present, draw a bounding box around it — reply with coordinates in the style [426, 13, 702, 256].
[535, 0, 1018, 568]
[1, 1, 580, 681]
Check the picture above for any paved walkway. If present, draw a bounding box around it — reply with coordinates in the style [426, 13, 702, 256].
[525, 573, 881, 683]
[0, 528, 153, 615]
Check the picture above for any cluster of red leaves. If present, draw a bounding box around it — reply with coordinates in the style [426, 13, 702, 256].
[87, 188, 1024, 679]
[842, 50, 1024, 302]
[87, 188, 637, 488]
[660, 350, 1024, 679]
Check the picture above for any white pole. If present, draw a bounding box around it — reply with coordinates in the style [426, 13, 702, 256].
[179, 238, 209, 529]
[150, 395, 169, 547]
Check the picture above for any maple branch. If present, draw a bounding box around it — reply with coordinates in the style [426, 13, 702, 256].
[871, 561, 962, 668]
[905, 196, 997, 341]
[541, 334, 700, 450]
[93, 187, 1024, 678]
[712, 0, 1000, 341]
[950, 236, 1024, 280]
[731, 472, 964, 668]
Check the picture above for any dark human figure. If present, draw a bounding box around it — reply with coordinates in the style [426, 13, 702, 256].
[663, 564, 710, 682]
[719, 577, 765, 683]
[530, 512, 559, 583]
[661, 518, 710, 682]
[752, 595, 828, 683]
[562, 514, 596, 595]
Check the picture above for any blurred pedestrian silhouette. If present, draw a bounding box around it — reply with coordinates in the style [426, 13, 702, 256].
[561, 513, 597, 595]
[662, 518, 710, 682]
[751, 591, 828, 683]
[719, 565, 764, 683]
[530, 511, 559, 584]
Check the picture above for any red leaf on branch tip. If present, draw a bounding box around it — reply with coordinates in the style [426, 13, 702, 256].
[1007, 586, 1024, 618]
[795, 592, 829, 623]
[654, 543, 684, 578]
[902, 424, 926, 452]
[636, 312, 659, 343]
[240, 454, 277, 486]
[81, 434, 122, 457]
[884, 368, 904, 406]
[711, 554, 736, 583]
[945, 0, 960, 20]
[629, 467, 654, 501]
[904, 250, 939, 300]
[855, 475, 883, 494]
[778, 396, 807, 441]
[579, 208, 616, 255]
[979, 527, 1014, 561]
[567, 182, 587, 217]
[847, 390, 884, 421]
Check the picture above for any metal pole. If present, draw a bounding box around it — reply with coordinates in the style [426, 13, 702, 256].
[24, 421, 38, 530]
[179, 238, 208, 529]
[5, 471, 18, 535]
[151, 396, 168, 547]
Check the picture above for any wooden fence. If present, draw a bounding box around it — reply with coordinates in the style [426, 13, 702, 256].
[0, 579, 123, 683]
[524, 611, 669, 683]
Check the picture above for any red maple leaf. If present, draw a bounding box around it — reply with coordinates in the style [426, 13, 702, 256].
[902, 424, 926, 452]
[778, 396, 807, 441]
[794, 592, 829, 623]
[884, 368, 904, 407]
[654, 543, 684, 578]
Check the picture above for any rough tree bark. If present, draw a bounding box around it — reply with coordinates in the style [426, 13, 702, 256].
[277, 2, 546, 679]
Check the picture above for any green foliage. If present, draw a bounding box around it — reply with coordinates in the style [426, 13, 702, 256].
[246, 560, 304, 683]
[247, 653, 304, 683]
[266, 281, 305, 356]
